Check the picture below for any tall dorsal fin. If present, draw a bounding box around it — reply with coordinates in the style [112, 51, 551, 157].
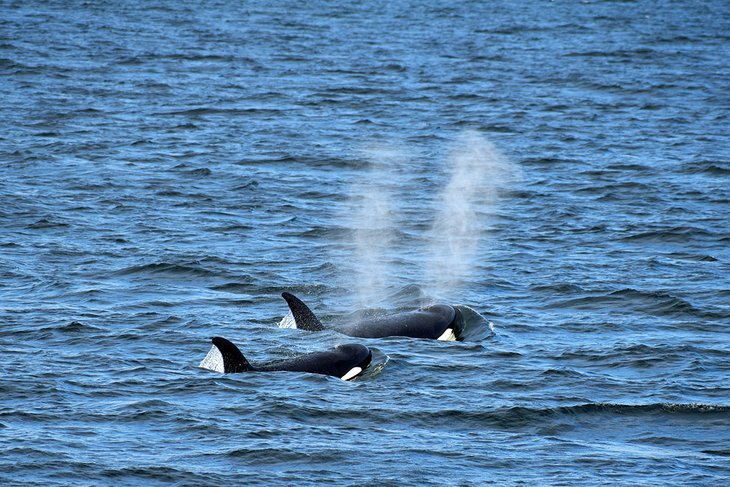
[281, 292, 325, 331]
[211, 336, 253, 373]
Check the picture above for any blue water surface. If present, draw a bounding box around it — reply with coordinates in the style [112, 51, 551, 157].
[1, 1, 729, 485]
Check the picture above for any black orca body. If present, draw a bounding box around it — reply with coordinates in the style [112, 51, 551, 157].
[282, 292, 464, 341]
[201, 336, 372, 381]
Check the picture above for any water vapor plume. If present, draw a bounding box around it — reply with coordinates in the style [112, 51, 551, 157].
[337, 131, 515, 308]
[424, 131, 514, 300]
[343, 145, 405, 308]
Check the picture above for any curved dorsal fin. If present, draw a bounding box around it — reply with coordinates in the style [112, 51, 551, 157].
[211, 336, 253, 373]
[281, 292, 325, 331]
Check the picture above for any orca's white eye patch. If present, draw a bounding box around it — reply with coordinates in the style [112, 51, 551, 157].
[199, 345, 225, 373]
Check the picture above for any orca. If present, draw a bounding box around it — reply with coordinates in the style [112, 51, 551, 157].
[281, 292, 464, 341]
[199, 336, 372, 381]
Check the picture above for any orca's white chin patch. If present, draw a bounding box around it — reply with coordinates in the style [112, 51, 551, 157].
[199, 345, 225, 373]
[340, 366, 363, 381]
[437, 328, 457, 341]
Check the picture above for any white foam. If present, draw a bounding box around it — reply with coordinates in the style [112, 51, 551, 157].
[198, 345, 225, 373]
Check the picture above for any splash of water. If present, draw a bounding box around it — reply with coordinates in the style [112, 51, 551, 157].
[424, 131, 513, 300]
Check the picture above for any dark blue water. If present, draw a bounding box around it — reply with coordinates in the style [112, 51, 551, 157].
[2, 0, 729, 484]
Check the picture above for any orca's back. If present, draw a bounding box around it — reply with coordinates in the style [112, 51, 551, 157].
[259, 344, 372, 380]
[341, 305, 457, 339]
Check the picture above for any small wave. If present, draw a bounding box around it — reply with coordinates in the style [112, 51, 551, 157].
[558, 402, 730, 415]
[567, 47, 659, 59]
[455, 305, 494, 342]
[231, 180, 259, 190]
[610, 288, 699, 316]
[112, 400, 173, 421]
[210, 279, 254, 293]
[520, 156, 583, 166]
[26, 218, 70, 229]
[605, 163, 651, 172]
[51, 321, 103, 333]
[620, 226, 716, 243]
[236, 154, 360, 169]
[555, 342, 729, 368]
[102, 466, 199, 483]
[357, 348, 389, 381]
[205, 224, 256, 232]
[540, 368, 587, 378]
[545, 287, 702, 317]
[323, 86, 401, 96]
[477, 24, 551, 35]
[113, 262, 221, 278]
[225, 447, 345, 463]
[263, 402, 730, 432]
[184, 167, 212, 177]
[387, 284, 426, 304]
[530, 283, 585, 293]
[283, 226, 356, 240]
[667, 252, 718, 262]
[154, 107, 283, 117]
[458, 402, 730, 428]
[703, 449, 730, 457]
[3, 447, 68, 458]
[680, 161, 730, 176]
[575, 181, 651, 194]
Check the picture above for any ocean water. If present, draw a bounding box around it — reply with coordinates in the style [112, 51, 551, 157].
[1, 0, 729, 485]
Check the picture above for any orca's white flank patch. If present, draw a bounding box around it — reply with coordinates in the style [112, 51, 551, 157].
[340, 366, 363, 381]
[199, 345, 225, 373]
[437, 328, 456, 341]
